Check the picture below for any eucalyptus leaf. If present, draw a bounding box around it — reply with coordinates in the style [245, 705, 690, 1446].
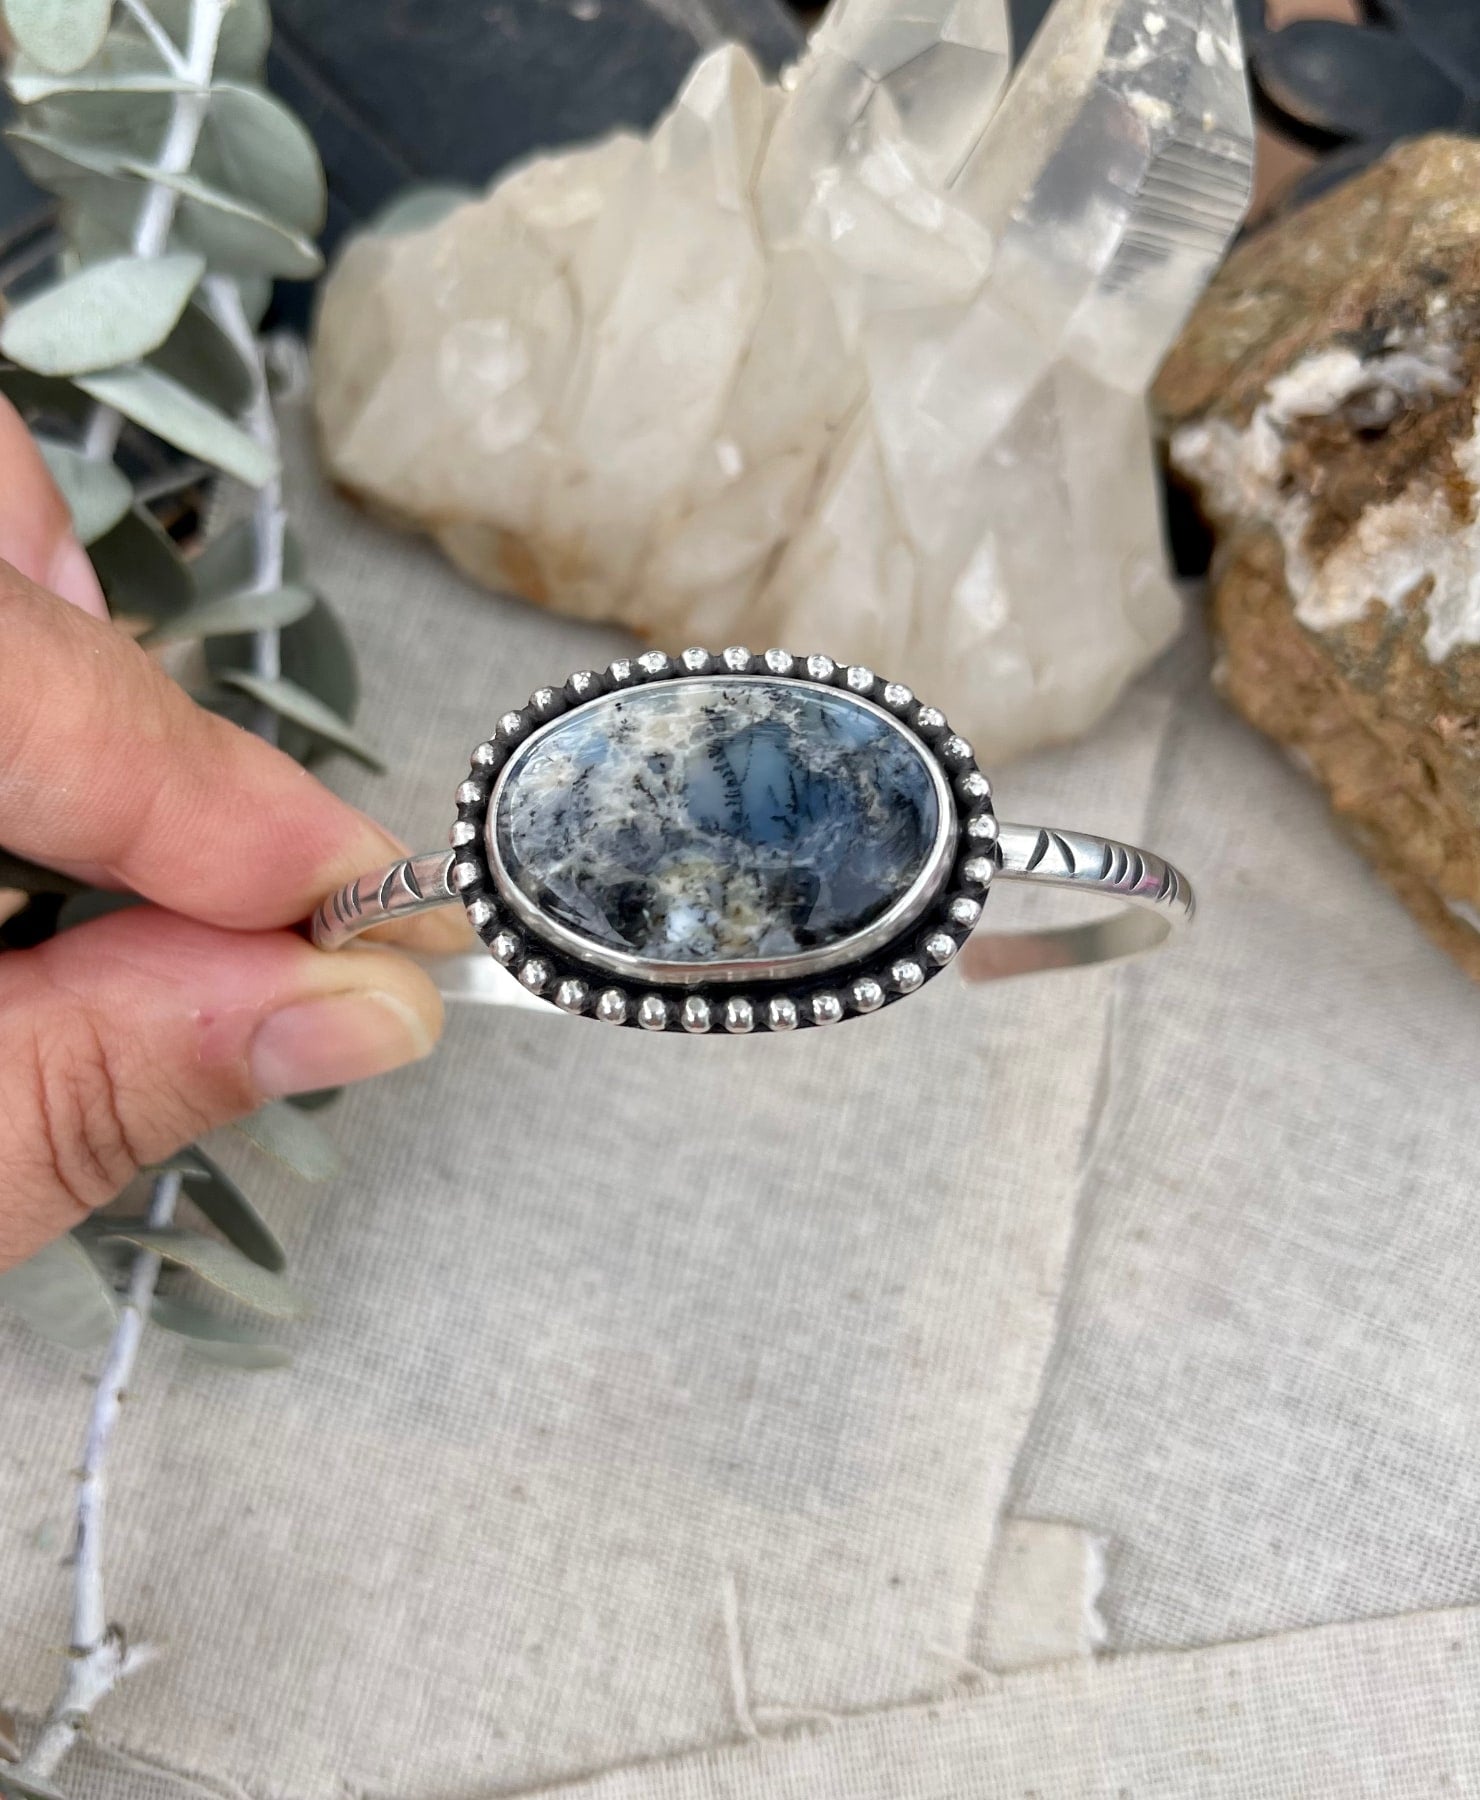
[74, 1228, 139, 1284]
[0, 1769, 70, 1800]
[143, 0, 272, 78]
[173, 1145, 287, 1272]
[0, 849, 86, 896]
[151, 1295, 291, 1370]
[7, 133, 320, 279]
[206, 585, 360, 766]
[100, 1229, 307, 1318]
[34, 437, 134, 544]
[33, 86, 172, 167]
[234, 272, 273, 328]
[75, 364, 276, 488]
[89, 507, 195, 622]
[0, 1703, 19, 1759]
[59, 180, 146, 264]
[148, 168, 323, 280]
[0, 366, 92, 426]
[194, 517, 304, 600]
[5, 123, 126, 191]
[149, 295, 254, 414]
[368, 184, 477, 237]
[198, 83, 327, 238]
[277, 596, 361, 731]
[0, 1234, 118, 1353]
[11, 62, 190, 100]
[143, 583, 315, 645]
[235, 1099, 342, 1181]
[286, 1088, 342, 1113]
[56, 887, 145, 930]
[1, 251, 205, 376]
[215, 671, 384, 770]
[140, 1148, 211, 1175]
[9, 34, 188, 100]
[2, 0, 112, 75]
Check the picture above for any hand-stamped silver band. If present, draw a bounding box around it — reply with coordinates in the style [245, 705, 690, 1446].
[310, 849, 458, 952]
[310, 824, 1193, 992]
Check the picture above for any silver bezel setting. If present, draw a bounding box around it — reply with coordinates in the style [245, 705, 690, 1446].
[449, 648, 999, 1033]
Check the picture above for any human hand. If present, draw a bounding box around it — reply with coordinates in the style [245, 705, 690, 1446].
[0, 396, 445, 1272]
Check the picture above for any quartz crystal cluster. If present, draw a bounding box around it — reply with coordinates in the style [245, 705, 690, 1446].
[312, 0, 1253, 761]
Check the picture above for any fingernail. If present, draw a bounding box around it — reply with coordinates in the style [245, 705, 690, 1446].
[250, 991, 436, 1099]
[47, 535, 109, 620]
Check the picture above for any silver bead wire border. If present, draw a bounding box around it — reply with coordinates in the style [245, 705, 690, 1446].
[448, 648, 1001, 1034]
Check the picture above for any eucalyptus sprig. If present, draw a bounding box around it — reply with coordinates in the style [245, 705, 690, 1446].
[0, 3, 374, 1791]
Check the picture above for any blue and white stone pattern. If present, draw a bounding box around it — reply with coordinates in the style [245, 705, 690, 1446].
[491, 679, 943, 968]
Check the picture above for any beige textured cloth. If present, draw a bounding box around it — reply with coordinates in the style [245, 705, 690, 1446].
[2, 400, 1477, 1797]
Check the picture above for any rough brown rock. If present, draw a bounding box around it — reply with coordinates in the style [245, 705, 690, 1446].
[1156, 134, 1480, 979]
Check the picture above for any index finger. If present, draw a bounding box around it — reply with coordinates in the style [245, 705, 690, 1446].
[0, 560, 420, 933]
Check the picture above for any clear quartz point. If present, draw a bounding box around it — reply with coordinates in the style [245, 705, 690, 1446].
[314, 0, 1253, 762]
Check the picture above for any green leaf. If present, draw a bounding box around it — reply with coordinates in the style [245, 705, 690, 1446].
[192, 515, 295, 599]
[142, 583, 314, 645]
[368, 183, 476, 237]
[0, 367, 92, 426]
[0, 252, 204, 376]
[139, 1150, 203, 1175]
[6, 129, 320, 280]
[100, 1228, 307, 1318]
[89, 506, 195, 622]
[174, 1145, 286, 1272]
[140, 0, 272, 79]
[9, 34, 188, 101]
[75, 364, 275, 487]
[0, 1769, 71, 1800]
[151, 1294, 291, 1369]
[151, 168, 323, 280]
[235, 1099, 342, 1181]
[0, 1233, 118, 1352]
[215, 670, 384, 770]
[33, 437, 133, 544]
[56, 886, 144, 930]
[2, 0, 112, 74]
[148, 296, 253, 414]
[206, 583, 360, 766]
[0, 849, 86, 896]
[233, 272, 272, 328]
[198, 83, 326, 238]
[4, 124, 127, 189]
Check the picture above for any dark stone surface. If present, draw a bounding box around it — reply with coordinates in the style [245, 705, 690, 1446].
[493, 678, 941, 968]
[0, 0, 805, 303]
[266, 0, 804, 259]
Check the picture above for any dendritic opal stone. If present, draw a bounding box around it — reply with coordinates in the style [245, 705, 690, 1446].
[490, 679, 947, 980]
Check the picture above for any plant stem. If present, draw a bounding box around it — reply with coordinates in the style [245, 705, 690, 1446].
[81, 0, 229, 466]
[13, 5, 250, 1783]
[12, 1174, 180, 1784]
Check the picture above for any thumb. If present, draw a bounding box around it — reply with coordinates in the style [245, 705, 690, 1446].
[0, 907, 442, 1271]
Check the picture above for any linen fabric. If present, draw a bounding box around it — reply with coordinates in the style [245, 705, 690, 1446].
[1, 399, 1475, 1799]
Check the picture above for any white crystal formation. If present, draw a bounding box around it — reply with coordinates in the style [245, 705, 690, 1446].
[313, 0, 1253, 761]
